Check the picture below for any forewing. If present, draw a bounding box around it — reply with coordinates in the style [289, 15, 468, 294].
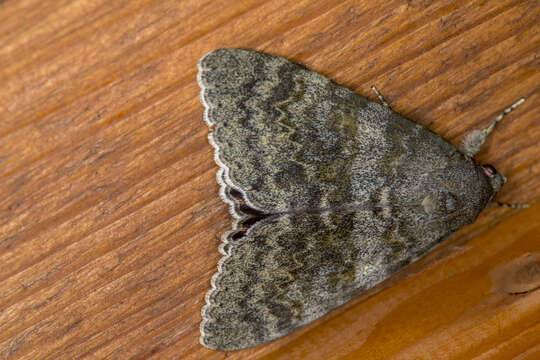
[198, 48, 379, 212]
[200, 209, 440, 350]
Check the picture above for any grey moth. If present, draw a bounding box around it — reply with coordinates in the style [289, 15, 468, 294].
[197, 48, 524, 351]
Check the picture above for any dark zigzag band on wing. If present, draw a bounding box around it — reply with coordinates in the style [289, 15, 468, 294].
[198, 48, 301, 213]
[197, 49, 280, 349]
[197, 48, 374, 213]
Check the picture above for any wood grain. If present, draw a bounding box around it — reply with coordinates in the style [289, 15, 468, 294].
[0, 0, 538, 359]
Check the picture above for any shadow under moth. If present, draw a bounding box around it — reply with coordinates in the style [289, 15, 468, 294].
[196, 48, 525, 351]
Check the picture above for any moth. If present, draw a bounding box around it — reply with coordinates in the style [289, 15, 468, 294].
[197, 48, 524, 351]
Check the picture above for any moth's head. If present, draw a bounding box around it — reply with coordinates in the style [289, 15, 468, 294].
[480, 164, 506, 194]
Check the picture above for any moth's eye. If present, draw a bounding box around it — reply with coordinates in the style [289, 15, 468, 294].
[482, 164, 497, 177]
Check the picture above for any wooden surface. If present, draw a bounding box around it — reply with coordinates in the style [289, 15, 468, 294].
[0, 0, 539, 359]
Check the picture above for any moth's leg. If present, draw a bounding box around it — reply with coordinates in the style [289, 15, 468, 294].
[461, 98, 525, 157]
[371, 86, 391, 110]
[495, 201, 529, 209]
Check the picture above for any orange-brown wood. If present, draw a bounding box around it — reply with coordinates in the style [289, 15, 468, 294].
[0, 0, 538, 359]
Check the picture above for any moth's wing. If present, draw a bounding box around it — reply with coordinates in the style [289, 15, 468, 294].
[198, 48, 493, 222]
[198, 48, 388, 212]
[200, 209, 439, 351]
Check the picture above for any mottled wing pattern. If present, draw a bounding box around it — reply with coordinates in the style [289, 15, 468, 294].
[202, 210, 403, 350]
[198, 48, 494, 350]
[199, 48, 377, 212]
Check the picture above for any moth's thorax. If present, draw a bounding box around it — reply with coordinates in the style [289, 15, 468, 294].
[403, 161, 495, 226]
[348, 105, 497, 232]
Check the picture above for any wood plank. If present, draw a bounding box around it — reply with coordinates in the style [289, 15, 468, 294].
[0, 0, 538, 359]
